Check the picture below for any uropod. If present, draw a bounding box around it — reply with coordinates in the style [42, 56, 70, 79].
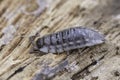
[30, 27, 105, 54]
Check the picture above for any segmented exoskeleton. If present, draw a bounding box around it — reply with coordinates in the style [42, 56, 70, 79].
[30, 27, 105, 54]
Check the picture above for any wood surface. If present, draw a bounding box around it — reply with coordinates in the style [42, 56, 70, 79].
[0, 0, 120, 80]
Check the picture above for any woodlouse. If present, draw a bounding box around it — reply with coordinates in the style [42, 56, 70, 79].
[30, 27, 105, 54]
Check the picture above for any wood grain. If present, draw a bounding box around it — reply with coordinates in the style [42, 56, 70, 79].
[0, 0, 120, 80]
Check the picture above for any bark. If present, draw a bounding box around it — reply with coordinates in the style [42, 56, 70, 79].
[0, 0, 120, 80]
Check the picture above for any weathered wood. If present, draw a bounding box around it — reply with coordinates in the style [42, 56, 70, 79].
[0, 0, 120, 80]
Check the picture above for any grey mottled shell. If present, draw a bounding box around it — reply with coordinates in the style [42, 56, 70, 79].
[36, 27, 105, 53]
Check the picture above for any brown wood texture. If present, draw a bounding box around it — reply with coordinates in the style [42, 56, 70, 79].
[0, 0, 120, 80]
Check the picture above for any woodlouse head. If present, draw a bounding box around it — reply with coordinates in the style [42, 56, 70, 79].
[36, 38, 43, 48]
[33, 38, 48, 54]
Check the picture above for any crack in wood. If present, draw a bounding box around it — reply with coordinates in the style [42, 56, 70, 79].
[6, 66, 27, 80]
[71, 54, 106, 80]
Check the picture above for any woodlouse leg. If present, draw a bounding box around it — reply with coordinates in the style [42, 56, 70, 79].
[57, 52, 60, 55]
[78, 47, 88, 55]
[78, 49, 81, 54]
[66, 51, 70, 56]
